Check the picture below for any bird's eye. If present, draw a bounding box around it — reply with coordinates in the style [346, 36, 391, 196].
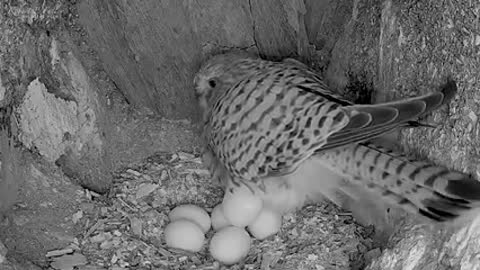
[208, 79, 217, 88]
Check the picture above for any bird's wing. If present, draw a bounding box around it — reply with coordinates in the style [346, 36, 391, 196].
[206, 59, 456, 183]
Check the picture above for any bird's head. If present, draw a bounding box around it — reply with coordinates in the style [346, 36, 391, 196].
[193, 51, 258, 120]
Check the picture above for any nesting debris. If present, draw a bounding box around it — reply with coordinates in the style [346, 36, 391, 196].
[0, 240, 7, 264]
[50, 253, 88, 270]
[45, 151, 376, 269]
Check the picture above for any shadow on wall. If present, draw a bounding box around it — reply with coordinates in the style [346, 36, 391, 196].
[77, 0, 354, 120]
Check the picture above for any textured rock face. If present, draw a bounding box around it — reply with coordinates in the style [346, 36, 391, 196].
[325, 0, 480, 269]
[364, 217, 480, 270]
[15, 36, 112, 193]
[76, 0, 348, 119]
[19, 78, 81, 162]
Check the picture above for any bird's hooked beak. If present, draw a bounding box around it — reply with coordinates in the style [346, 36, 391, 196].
[193, 75, 201, 99]
[194, 90, 202, 99]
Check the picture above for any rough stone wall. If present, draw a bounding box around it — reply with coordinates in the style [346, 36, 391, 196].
[327, 1, 480, 269]
[76, 0, 349, 119]
[16, 35, 112, 193]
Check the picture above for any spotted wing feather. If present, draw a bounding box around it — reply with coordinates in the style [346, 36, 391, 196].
[205, 62, 351, 182]
[319, 80, 457, 151]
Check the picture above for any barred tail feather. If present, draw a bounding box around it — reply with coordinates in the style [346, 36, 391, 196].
[315, 143, 480, 225]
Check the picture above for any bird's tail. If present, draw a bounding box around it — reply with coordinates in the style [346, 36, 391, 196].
[311, 143, 480, 225]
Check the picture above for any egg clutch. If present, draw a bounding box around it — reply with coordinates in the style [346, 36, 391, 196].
[164, 185, 282, 265]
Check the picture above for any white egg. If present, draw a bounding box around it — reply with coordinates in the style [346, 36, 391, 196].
[247, 207, 282, 240]
[168, 204, 211, 233]
[164, 219, 205, 252]
[222, 185, 263, 227]
[211, 204, 231, 231]
[209, 226, 251, 265]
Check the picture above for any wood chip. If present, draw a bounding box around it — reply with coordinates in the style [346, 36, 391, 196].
[135, 183, 158, 199]
[126, 169, 141, 177]
[46, 249, 74, 258]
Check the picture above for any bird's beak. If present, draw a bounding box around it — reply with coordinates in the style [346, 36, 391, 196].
[194, 90, 201, 99]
